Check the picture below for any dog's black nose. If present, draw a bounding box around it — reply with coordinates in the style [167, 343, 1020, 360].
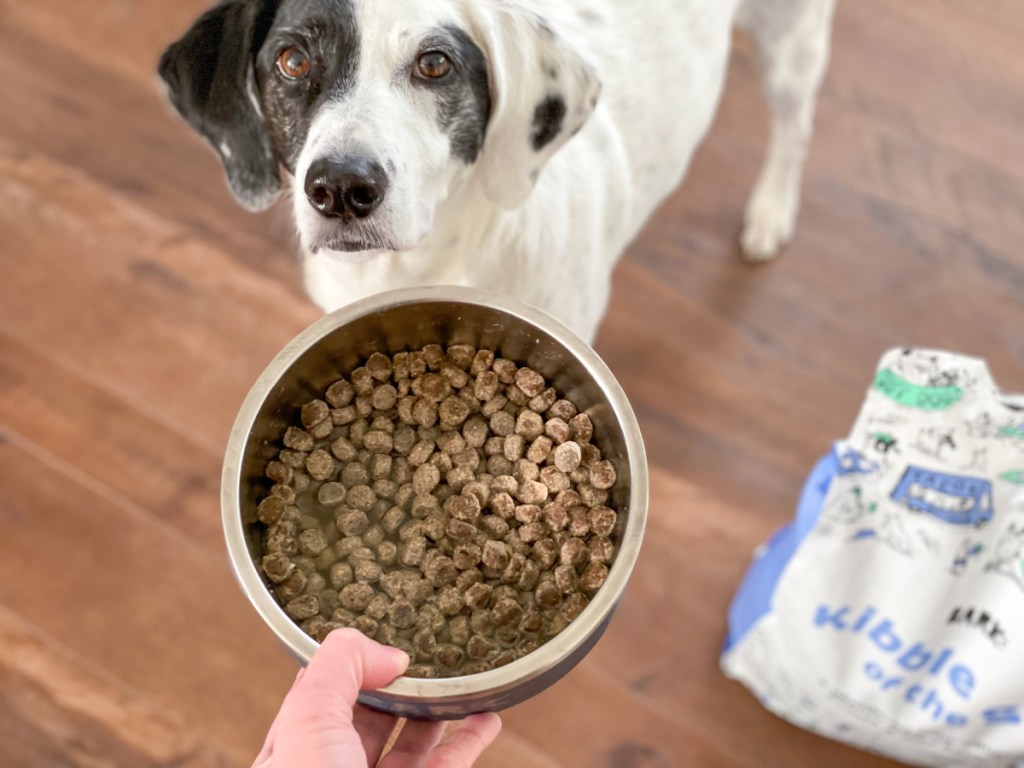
[304, 157, 388, 220]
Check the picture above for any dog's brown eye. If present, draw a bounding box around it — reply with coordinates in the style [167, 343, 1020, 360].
[415, 51, 452, 80]
[277, 47, 311, 80]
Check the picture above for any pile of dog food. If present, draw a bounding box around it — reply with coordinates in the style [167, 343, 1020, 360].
[254, 345, 620, 678]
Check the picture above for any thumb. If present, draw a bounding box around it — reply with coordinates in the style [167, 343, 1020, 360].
[290, 628, 410, 722]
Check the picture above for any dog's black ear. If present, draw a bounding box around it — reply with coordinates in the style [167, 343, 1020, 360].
[159, 1, 281, 210]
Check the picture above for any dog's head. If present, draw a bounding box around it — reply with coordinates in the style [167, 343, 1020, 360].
[159, 0, 600, 255]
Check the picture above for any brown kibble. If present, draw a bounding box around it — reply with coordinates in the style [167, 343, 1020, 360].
[371, 383, 397, 411]
[533, 538, 559, 569]
[467, 634, 496, 660]
[362, 429, 393, 455]
[513, 459, 539, 484]
[305, 449, 335, 481]
[278, 449, 306, 470]
[503, 434, 526, 462]
[554, 564, 578, 593]
[424, 556, 458, 588]
[437, 430, 466, 456]
[366, 352, 393, 381]
[337, 509, 370, 537]
[328, 437, 355, 464]
[436, 587, 464, 617]
[540, 466, 570, 494]
[301, 399, 330, 430]
[435, 644, 464, 669]
[589, 506, 617, 537]
[526, 436, 553, 463]
[419, 372, 450, 402]
[412, 399, 438, 428]
[461, 481, 490, 508]
[412, 462, 441, 495]
[351, 367, 374, 396]
[515, 411, 544, 442]
[452, 544, 482, 570]
[569, 506, 591, 538]
[548, 399, 577, 421]
[481, 540, 511, 571]
[590, 460, 617, 490]
[284, 426, 315, 452]
[443, 344, 474, 370]
[561, 593, 589, 622]
[262, 553, 294, 584]
[474, 370, 500, 403]
[468, 349, 494, 375]
[346, 485, 377, 512]
[489, 411, 515, 437]
[560, 537, 589, 569]
[445, 518, 476, 542]
[489, 492, 515, 520]
[331, 406, 358, 426]
[266, 461, 292, 485]
[444, 493, 481, 523]
[399, 537, 427, 567]
[506, 385, 529, 407]
[325, 379, 355, 408]
[528, 387, 557, 413]
[579, 484, 609, 508]
[569, 413, 593, 442]
[407, 439, 434, 467]
[518, 522, 547, 544]
[438, 396, 470, 428]
[580, 562, 610, 593]
[480, 515, 510, 540]
[535, 581, 562, 609]
[257, 496, 287, 525]
[285, 595, 320, 620]
[514, 367, 546, 397]
[402, 577, 434, 606]
[589, 537, 615, 564]
[553, 441, 582, 473]
[329, 562, 354, 589]
[340, 463, 370, 489]
[492, 358, 516, 384]
[297, 529, 328, 556]
[339, 583, 375, 611]
[317, 482, 347, 507]
[354, 559, 383, 584]
[481, 395, 508, 418]
[389, 598, 417, 629]
[440, 363, 469, 390]
[516, 480, 548, 505]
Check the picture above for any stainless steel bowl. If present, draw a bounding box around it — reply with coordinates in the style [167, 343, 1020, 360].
[221, 286, 647, 719]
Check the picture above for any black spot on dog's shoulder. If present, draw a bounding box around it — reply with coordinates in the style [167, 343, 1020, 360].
[531, 95, 566, 151]
[543, 62, 558, 80]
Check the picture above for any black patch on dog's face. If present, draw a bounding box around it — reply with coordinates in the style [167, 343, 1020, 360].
[256, 0, 360, 171]
[414, 26, 491, 164]
[531, 95, 566, 151]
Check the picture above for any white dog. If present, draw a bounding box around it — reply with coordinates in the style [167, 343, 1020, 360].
[160, 0, 836, 342]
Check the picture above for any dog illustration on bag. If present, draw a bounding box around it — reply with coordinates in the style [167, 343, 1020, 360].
[984, 524, 1024, 592]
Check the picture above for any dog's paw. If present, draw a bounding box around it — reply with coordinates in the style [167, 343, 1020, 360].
[739, 187, 799, 262]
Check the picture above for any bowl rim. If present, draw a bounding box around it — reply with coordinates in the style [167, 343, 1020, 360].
[221, 285, 648, 701]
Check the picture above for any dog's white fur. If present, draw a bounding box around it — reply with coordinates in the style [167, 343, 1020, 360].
[297, 0, 837, 343]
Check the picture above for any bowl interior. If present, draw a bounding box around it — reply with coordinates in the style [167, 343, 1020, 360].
[227, 291, 645, 710]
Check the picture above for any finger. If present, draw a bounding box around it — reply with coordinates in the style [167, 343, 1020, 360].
[353, 703, 400, 766]
[252, 667, 306, 765]
[378, 718, 446, 768]
[288, 628, 410, 725]
[424, 713, 502, 768]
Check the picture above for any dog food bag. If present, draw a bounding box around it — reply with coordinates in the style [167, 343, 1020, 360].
[722, 348, 1024, 767]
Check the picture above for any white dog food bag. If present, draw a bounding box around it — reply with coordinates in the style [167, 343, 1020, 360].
[722, 348, 1024, 767]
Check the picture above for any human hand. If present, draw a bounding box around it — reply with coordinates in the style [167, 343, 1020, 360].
[253, 628, 502, 767]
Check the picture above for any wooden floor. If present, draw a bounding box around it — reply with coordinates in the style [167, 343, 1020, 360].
[2, 1, 1022, 766]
